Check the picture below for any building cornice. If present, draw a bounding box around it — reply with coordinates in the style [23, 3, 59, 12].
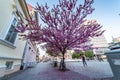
[0, 56, 22, 60]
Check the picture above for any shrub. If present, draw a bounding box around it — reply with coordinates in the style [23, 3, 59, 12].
[84, 50, 94, 59]
[72, 52, 80, 59]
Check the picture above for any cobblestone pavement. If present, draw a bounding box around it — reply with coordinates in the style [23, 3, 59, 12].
[0, 61, 113, 80]
[1, 62, 93, 80]
[66, 60, 113, 80]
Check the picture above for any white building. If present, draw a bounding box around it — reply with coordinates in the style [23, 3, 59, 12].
[20, 3, 39, 69]
[90, 34, 109, 59]
[0, 0, 31, 77]
[82, 20, 109, 59]
[112, 37, 120, 43]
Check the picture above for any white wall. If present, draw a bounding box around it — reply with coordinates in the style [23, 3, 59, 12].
[0, 0, 27, 77]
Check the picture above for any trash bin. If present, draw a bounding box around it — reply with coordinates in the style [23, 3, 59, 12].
[105, 47, 120, 80]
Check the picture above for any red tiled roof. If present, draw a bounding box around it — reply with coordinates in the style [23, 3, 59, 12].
[27, 3, 34, 11]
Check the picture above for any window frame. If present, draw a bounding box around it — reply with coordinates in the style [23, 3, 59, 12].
[5, 61, 14, 70]
[5, 17, 18, 44]
[0, 14, 18, 48]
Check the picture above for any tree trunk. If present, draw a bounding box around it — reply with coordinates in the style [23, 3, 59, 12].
[59, 52, 66, 71]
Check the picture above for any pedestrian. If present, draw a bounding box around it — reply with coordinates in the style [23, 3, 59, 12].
[81, 55, 87, 67]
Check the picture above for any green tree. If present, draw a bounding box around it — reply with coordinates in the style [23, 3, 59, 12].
[79, 51, 84, 56]
[72, 53, 80, 59]
[84, 50, 94, 59]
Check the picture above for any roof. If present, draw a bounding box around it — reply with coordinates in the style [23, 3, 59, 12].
[27, 3, 34, 12]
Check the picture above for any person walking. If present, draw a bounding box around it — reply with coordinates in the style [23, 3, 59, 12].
[81, 55, 87, 67]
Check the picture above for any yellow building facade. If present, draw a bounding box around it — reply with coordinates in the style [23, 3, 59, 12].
[0, 0, 30, 77]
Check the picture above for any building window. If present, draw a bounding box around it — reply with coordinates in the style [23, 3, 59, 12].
[5, 61, 13, 70]
[5, 18, 18, 44]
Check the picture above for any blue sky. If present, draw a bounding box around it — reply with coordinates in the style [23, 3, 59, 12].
[26, 0, 120, 43]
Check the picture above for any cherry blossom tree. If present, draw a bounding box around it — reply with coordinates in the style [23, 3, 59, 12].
[15, 0, 104, 71]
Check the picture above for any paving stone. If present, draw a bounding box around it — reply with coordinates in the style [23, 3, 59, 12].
[0, 61, 113, 80]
